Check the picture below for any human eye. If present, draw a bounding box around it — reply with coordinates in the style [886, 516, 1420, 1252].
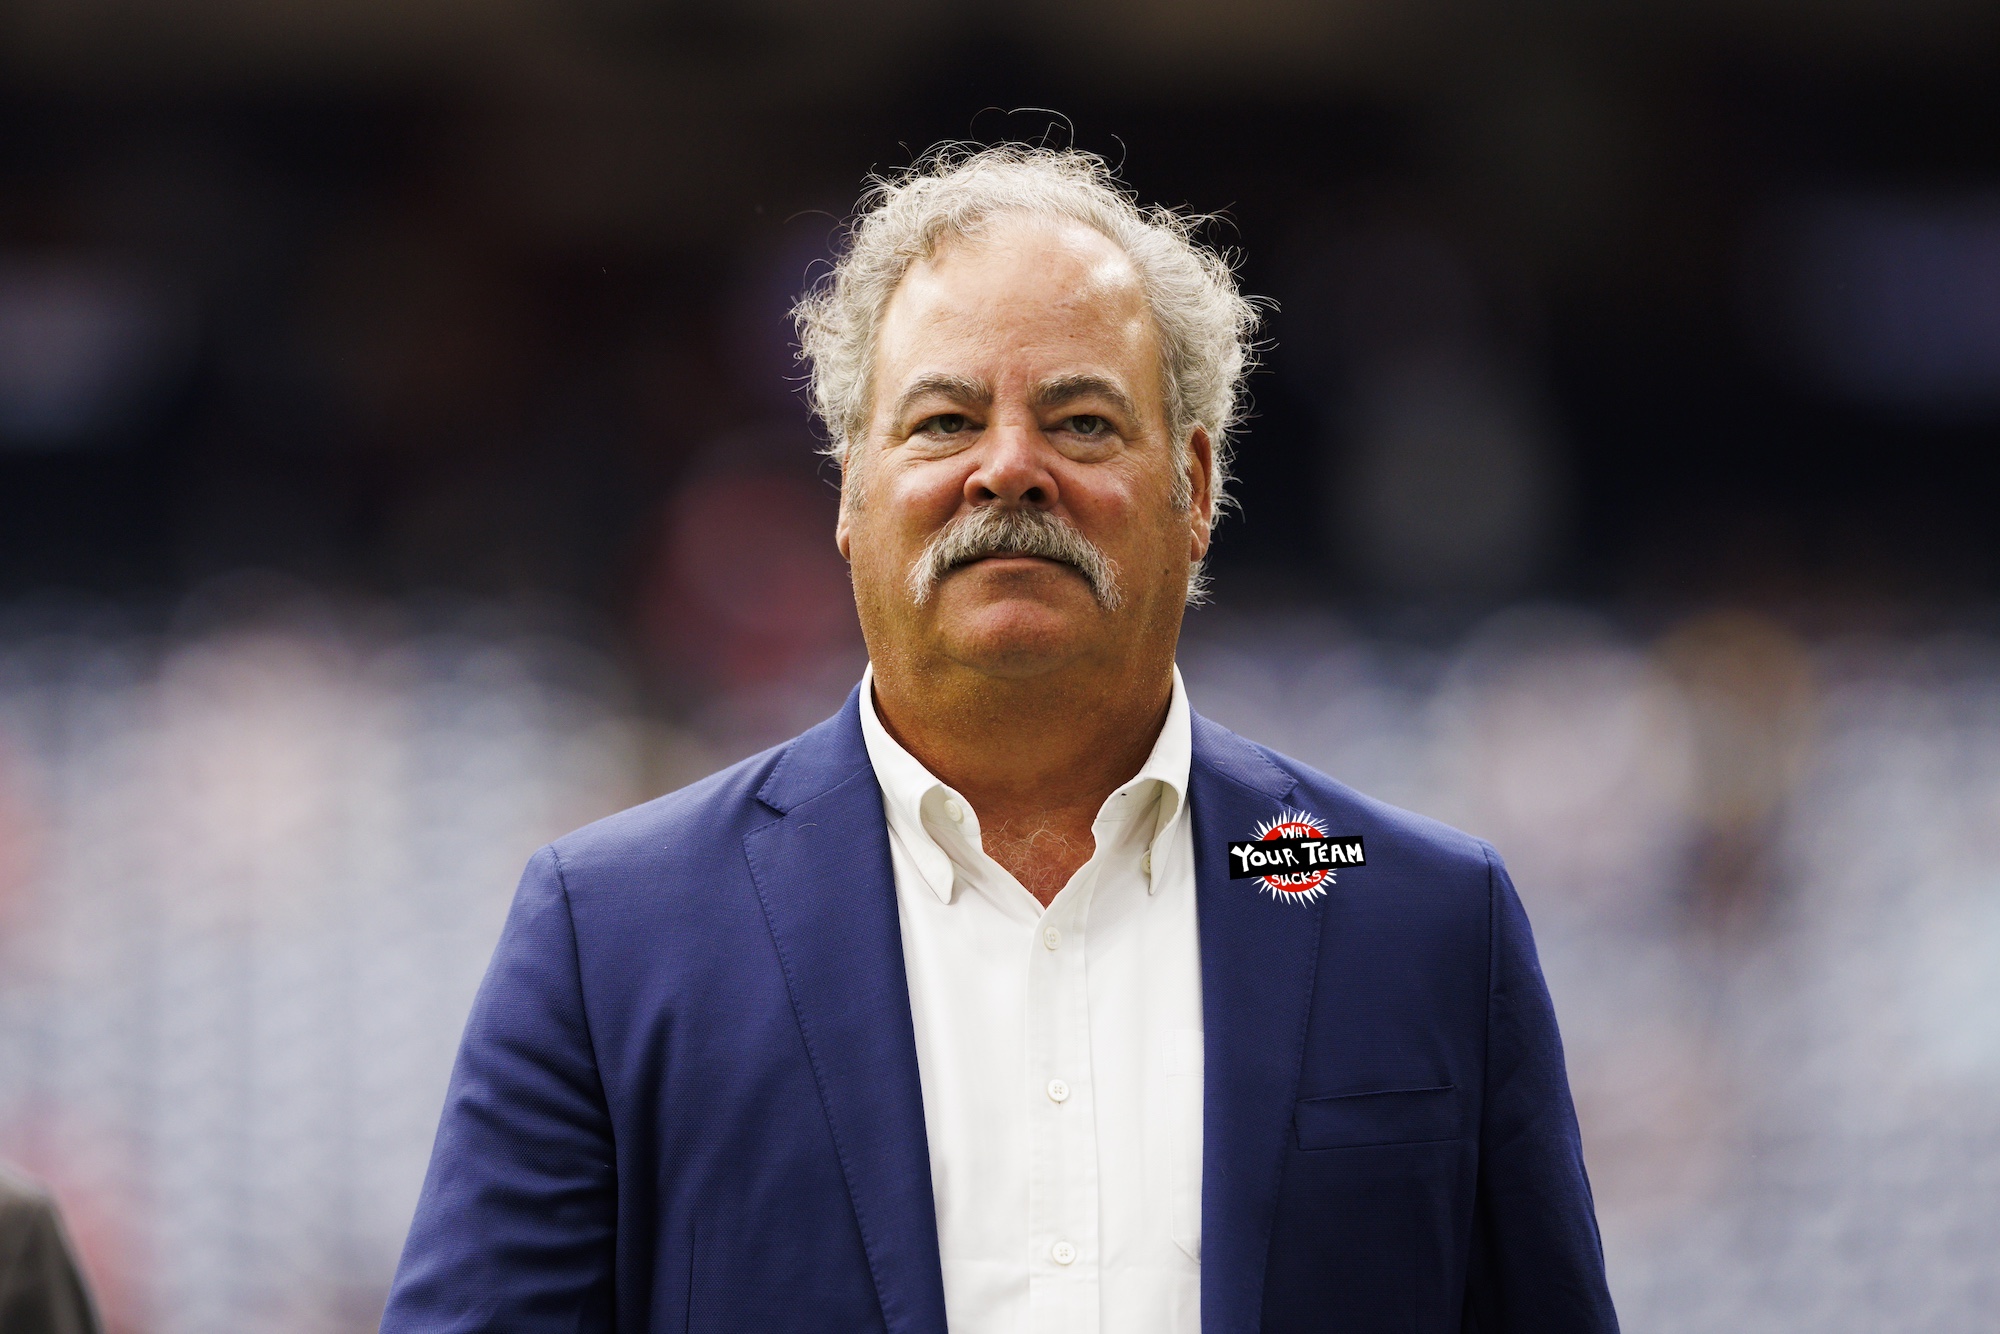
[1064, 415, 1111, 437]
[916, 413, 972, 438]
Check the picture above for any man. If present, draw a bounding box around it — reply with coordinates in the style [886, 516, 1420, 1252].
[382, 146, 1618, 1333]
[0, 1162, 103, 1334]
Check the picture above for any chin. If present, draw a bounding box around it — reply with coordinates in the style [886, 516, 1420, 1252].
[936, 596, 1101, 678]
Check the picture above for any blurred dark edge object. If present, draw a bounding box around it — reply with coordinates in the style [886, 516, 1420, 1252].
[0, 1163, 103, 1334]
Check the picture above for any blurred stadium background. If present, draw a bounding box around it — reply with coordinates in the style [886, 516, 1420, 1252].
[3, 2, 1999, 1329]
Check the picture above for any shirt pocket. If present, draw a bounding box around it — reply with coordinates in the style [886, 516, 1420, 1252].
[1293, 1085, 1460, 1151]
[1148, 1028, 1205, 1263]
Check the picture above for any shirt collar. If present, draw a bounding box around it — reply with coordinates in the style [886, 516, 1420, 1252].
[857, 663, 1193, 904]
[857, 665, 958, 903]
[1124, 666, 1192, 868]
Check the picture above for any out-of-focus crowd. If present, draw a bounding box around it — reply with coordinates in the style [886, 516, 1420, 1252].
[0, 597, 1995, 1333]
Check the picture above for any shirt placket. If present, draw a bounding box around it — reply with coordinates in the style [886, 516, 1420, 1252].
[1026, 866, 1101, 1334]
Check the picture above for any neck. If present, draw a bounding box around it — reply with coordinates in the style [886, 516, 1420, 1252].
[869, 652, 1174, 904]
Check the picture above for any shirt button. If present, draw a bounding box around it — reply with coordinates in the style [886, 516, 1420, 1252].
[943, 798, 965, 823]
[1046, 1078, 1070, 1103]
[1051, 1240, 1077, 1266]
[1141, 850, 1153, 876]
[1043, 926, 1062, 950]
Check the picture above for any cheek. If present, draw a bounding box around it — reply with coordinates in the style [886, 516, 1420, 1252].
[1072, 461, 1170, 538]
[845, 463, 954, 570]
[881, 460, 971, 533]
[843, 518, 908, 619]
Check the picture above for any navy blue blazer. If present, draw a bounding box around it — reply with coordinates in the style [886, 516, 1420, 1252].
[382, 689, 1618, 1333]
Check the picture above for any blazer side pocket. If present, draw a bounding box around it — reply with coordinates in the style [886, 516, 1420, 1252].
[1294, 1084, 1460, 1150]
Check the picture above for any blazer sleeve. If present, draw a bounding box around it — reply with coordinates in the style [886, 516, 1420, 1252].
[1461, 848, 1620, 1333]
[381, 846, 618, 1333]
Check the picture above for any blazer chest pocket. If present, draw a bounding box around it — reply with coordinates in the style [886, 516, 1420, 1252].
[1294, 1084, 1460, 1150]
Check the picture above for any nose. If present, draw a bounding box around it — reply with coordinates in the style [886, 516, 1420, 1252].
[964, 419, 1059, 510]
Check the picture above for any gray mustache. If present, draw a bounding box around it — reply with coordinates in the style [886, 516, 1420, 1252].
[908, 507, 1123, 610]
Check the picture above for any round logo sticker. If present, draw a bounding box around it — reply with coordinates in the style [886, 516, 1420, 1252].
[1247, 807, 1335, 904]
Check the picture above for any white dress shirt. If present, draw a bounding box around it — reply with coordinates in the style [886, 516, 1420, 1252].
[858, 666, 1203, 1334]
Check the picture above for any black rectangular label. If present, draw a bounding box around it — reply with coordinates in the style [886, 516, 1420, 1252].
[1227, 836, 1366, 878]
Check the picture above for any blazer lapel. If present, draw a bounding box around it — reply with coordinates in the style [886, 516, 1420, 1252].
[742, 691, 948, 1334]
[1191, 715, 1326, 1334]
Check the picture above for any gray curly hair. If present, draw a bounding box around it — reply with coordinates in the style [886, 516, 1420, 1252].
[792, 145, 1260, 525]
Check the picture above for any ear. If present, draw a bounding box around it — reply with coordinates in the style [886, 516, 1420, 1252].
[834, 446, 858, 561]
[1184, 427, 1215, 563]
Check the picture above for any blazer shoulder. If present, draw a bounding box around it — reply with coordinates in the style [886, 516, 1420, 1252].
[541, 689, 876, 892]
[542, 738, 792, 888]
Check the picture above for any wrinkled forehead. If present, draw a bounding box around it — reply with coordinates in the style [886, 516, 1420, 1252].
[869, 214, 1163, 411]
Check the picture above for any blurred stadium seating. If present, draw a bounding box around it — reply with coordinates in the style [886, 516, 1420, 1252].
[1, 599, 1996, 1331]
[3, 1, 1999, 1329]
